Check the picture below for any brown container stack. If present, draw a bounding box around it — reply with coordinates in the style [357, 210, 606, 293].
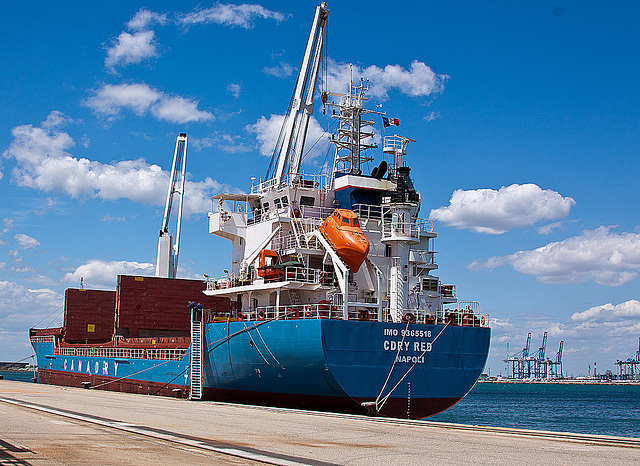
[63, 289, 117, 343]
[115, 275, 229, 338]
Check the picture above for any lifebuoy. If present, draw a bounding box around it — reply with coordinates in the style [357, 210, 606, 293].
[304, 305, 313, 317]
[319, 271, 328, 285]
[258, 310, 266, 320]
[402, 312, 416, 323]
[237, 312, 245, 321]
[480, 316, 485, 326]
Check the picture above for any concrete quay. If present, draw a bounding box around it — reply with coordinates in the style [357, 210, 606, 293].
[1, 380, 639, 465]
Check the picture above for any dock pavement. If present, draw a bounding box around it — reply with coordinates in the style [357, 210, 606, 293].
[1, 380, 639, 465]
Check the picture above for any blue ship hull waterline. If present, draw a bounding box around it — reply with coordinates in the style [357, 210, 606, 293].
[33, 319, 490, 419]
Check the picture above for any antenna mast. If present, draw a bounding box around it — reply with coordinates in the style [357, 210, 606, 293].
[156, 133, 187, 279]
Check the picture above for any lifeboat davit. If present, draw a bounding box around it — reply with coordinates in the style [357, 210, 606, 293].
[319, 209, 370, 273]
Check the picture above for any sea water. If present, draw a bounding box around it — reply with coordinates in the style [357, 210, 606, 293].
[0, 370, 38, 383]
[428, 382, 640, 438]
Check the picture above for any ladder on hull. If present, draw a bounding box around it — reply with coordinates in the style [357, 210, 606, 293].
[189, 318, 203, 400]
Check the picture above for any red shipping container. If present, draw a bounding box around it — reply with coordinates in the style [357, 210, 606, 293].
[115, 275, 229, 338]
[64, 288, 116, 343]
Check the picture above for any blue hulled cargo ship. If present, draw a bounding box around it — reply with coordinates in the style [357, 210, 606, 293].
[31, 2, 490, 419]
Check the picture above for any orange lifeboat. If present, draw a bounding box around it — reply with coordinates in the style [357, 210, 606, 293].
[319, 209, 370, 273]
[257, 249, 284, 280]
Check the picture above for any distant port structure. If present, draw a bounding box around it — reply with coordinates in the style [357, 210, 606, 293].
[504, 332, 564, 379]
[615, 337, 640, 380]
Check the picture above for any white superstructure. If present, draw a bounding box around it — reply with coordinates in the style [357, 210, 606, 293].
[204, 3, 479, 327]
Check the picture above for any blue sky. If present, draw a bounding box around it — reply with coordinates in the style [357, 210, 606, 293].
[1, 1, 639, 376]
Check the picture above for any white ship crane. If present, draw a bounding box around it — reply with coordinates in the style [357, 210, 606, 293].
[156, 133, 188, 279]
[269, 2, 329, 187]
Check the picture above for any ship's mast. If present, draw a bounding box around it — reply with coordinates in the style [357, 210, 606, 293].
[330, 78, 379, 179]
[271, 2, 329, 186]
[156, 133, 187, 279]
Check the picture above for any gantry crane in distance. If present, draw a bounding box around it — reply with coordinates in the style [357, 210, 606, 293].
[530, 331, 548, 378]
[156, 133, 187, 279]
[504, 332, 531, 378]
[547, 340, 564, 379]
[615, 337, 640, 380]
[505, 332, 564, 379]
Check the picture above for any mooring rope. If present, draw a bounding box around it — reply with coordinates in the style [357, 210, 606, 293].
[374, 319, 411, 406]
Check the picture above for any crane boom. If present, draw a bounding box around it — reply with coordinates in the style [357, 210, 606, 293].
[273, 2, 329, 185]
[539, 331, 548, 360]
[156, 133, 187, 279]
[524, 332, 532, 358]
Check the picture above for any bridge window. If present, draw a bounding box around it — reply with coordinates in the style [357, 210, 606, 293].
[300, 196, 315, 207]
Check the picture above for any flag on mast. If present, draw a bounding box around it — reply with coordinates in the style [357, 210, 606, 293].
[382, 117, 400, 127]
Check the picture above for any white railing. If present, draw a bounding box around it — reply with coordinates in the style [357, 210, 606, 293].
[207, 266, 330, 291]
[352, 203, 386, 220]
[251, 172, 333, 195]
[54, 346, 187, 361]
[239, 303, 347, 321]
[382, 135, 407, 155]
[381, 218, 435, 241]
[381, 305, 489, 328]
[30, 335, 57, 344]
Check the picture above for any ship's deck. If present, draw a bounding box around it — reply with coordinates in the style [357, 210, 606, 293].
[1, 380, 638, 465]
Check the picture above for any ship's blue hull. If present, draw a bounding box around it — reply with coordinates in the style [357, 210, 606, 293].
[33, 319, 490, 419]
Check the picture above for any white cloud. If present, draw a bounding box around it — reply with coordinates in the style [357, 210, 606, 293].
[246, 113, 330, 164]
[14, 233, 40, 250]
[470, 227, 640, 286]
[84, 83, 160, 116]
[227, 83, 241, 98]
[190, 133, 252, 153]
[2, 218, 14, 234]
[104, 8, 168, 70]
[571, 300, 640, 322]
[537, 221, 564, 235]
[430, 183, 575, 234]
[326, 58, 447, 100]
[247, 114, 285, 156]
[423, 111, 439, 122]
[151, 95, 214, 123]
[63, 259, 156, 289]
[3, 111, 228, 216]
[105, 30, 159, 70]
[127, 8, 168, 31]
[0, 280, 62, 331]
[101, 215, 125, 222]
[177, 3, 285, 29]
[84, 83, 213, 123]
[263, 62, 294, 78]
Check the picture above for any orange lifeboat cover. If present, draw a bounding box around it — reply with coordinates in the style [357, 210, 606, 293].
[320, 209, 370, 273]
[257, 249, 283, 280]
